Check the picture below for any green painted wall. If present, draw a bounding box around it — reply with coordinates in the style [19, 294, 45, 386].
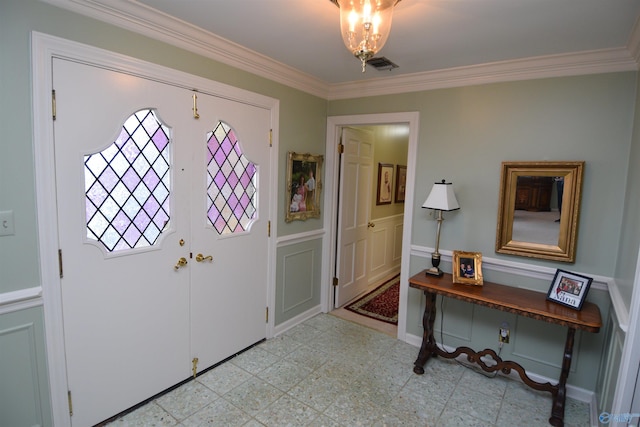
[0, 0, 328, 294]
[330, 73, 636, 392]
[328, 73, 636, 276]
[614, 72, 640, 308]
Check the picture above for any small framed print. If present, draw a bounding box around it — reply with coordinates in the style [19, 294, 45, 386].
[546, 269, 593, 310]
[285, 151, 323, 222]
[395, 165, 407, 203]
[452, 251, 483, 285]
[376, 163, 394, 205]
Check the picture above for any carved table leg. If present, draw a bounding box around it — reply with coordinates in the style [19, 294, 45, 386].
[413, 291, 438, 374]
[549, 327, 576, 427]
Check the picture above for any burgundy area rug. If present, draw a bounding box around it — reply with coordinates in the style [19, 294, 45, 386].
[345, 275, 400, 324]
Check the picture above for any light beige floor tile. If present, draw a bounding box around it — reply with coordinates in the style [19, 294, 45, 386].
[257, 358, 312, 392]
[155, 381, 218, 421]
[180, 398, 252, 427]
[105, 401, 177, 426]
[230, 346, 281, 375]
[222, 378, 283, 416]
[197, 362, 252, 396]
[254, 394, 320, 426]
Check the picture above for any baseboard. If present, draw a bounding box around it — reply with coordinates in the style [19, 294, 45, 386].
[404, 332, 595, 404]
[273, 305, 323, 336]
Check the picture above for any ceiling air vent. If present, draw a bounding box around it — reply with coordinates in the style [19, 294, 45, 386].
[366, 57, 399, 71]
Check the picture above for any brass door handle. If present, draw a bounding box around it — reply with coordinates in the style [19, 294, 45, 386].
[195, 253, 213, 262]
[174, 257, 188, 270]
[367, 222, 375, 228]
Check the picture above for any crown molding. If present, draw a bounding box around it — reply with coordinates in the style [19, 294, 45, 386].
[42, 0, 640, 101]
[327, 48, 638, 100]
[41, 0, 331, 98]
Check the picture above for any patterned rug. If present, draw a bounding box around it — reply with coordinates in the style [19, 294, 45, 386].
[345, 275, 400, 324]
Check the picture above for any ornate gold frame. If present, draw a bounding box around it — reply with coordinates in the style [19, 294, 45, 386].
[495, 161, 584, 263]
[452, 251, 483, 285]
[285, 152, 323, 222]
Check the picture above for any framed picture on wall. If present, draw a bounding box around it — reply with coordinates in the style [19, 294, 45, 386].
[376, 163, 394, 205]
[285, 151, 323, 222]
[395, 165, 407, 203]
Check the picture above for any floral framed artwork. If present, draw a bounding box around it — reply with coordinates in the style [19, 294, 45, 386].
[395, 165, 407, 203]
[376, 163, 394, 205]
[452, 251, 484, 285]
[285, 151, 323, 222]
[546, 269, 592, 310]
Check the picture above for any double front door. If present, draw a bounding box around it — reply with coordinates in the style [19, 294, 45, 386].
[53, 58, 272, 426]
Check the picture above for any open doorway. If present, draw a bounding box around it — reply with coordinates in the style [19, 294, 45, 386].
[323, 113, 420, 341]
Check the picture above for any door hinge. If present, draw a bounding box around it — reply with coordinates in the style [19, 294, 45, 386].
[268, 220, 271, 237]
[269, 129, 272, 147]
[265, 306, 269, 323]
[338, 143, 344, 154]
[192, 357, 199, 379]
[58, 249, 64, 279]
[68, 390, 73, 416]
[52, 90, 57, 121]
[333, 277, 339, 287]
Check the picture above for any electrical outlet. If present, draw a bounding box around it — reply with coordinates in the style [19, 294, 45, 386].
[499, 323, 510, 344]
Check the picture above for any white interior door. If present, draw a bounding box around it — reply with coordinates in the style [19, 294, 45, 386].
[53, 58, 270, 426]
[335, 127, 374, 307]
[188, 93, 271, 371]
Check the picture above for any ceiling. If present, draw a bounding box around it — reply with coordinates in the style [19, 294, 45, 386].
[44, 0, 640, 97]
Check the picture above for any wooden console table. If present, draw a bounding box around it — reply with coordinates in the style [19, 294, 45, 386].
[409, 271, 601, 427]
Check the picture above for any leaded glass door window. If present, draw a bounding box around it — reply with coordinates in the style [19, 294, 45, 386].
[206, 121, 257, 235]
[84, 109, 171, 252]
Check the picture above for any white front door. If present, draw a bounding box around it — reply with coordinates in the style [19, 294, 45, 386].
[188, 93, 271, 370]
[335, 127, 374, 307]
[53, 58, 270, 426]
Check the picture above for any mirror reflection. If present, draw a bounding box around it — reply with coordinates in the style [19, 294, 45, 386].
[496, 162, 584, 263]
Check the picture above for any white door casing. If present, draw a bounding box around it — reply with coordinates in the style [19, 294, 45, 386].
[46, 43, 275, 426]
[335, 127, 374, 307]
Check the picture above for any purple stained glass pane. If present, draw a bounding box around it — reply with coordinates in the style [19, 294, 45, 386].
[133, 210, 152, 232]
[142, 169, 160, 192]
[123, 225, 142, 247]
[122, 168, 141, 192]
[143, 196, 161, 217]
[213, 148, 227, 167]
[152, 128, 168, 152]
[240, 171, 251, 188]
[220, 137, 233, 156]
[213, 171, 227, 190]
[227, 171, 239, 188]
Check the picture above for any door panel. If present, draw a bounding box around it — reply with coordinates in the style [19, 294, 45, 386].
[189, 94, 270, 370]
[336, 128, 373, 307]
[54, 58, 192, 426]
[53, 58, 270, 426]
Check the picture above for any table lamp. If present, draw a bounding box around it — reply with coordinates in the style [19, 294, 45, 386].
[422, 179, 460, 276]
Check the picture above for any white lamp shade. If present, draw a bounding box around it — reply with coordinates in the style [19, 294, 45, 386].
[422, 181, 460, 211]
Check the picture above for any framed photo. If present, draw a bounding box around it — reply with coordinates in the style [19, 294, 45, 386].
[285, 151, 323, 222]
[546, 269, 593, 310]
[395, 165, 407, 203]
[452, 251, 484, 285]
[376, 163, 394, 205]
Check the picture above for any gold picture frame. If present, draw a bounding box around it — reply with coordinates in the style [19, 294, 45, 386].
[285, 151, 323, 222]
[452, 251, 484, 285]
[395, 165, 407, 203]
[376, 163, 394, 205]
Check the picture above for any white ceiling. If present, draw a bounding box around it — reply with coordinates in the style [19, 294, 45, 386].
[43, 0, 640, 97]
[138, 0, 640, 82]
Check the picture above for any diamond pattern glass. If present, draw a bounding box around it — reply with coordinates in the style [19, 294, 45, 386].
[207, 121, 257, 235]
[84, 109, 171, 252]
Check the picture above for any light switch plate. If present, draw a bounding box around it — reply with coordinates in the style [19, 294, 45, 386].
[0, 210, 15, 236]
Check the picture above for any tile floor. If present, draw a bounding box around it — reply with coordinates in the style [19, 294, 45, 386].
[105, 313, 592, 426]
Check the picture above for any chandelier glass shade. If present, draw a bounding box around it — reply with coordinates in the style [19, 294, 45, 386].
[337, 0, 397, 72]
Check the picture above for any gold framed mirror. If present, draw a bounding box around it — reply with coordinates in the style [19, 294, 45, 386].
[495, 161, 584, 262]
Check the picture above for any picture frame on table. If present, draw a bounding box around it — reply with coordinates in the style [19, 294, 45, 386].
[452, 251, 484, 285]
[546, 269, 593, 310]
[395, 165, 407, 203]
[285, 151, 323, 222]
[376, 163, 394, 205]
